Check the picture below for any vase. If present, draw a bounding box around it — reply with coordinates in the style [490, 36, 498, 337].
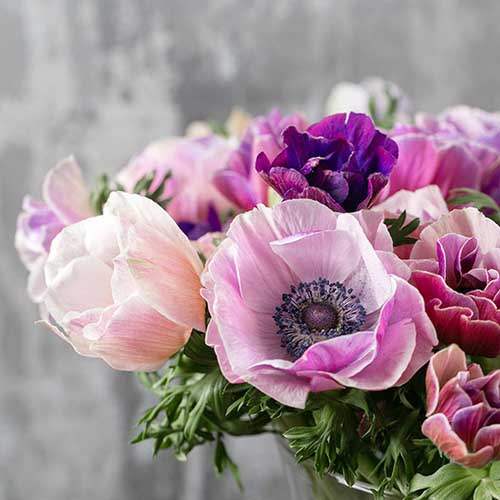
[279, 440, 401, 500]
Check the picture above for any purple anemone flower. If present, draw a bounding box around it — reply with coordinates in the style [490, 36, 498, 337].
[177, 204, 222, 240]
[256, 112, 398, 212]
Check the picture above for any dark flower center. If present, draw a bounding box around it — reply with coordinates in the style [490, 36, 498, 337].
[273, 278, 366, 361]
[302, 303, 338, 330]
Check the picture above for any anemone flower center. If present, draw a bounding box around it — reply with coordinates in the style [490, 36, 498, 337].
[302, 303, 338, 330]
[273, 278, 366, 361]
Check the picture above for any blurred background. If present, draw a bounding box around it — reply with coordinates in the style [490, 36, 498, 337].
[2, 1, 500, 499]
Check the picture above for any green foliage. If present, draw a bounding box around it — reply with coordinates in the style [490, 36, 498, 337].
[135, 331, 491, 499]
[90, 170, 172, 215]
[283, 401, 360, 483]
[410, 462, 500, 500]
[208, 120, 230, 137]
[369, 91, 399, 130]
[384, 211, 420, 246]
[448, 188, 500, 225]
[133, 331, 284, 488]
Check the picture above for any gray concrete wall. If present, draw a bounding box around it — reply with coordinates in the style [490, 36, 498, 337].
[1, 1, 500, 499]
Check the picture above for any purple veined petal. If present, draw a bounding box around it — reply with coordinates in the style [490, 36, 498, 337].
[451, 403, 491, 449]
[282, 127, 336, 170]
[307, 113, 347, 139]
[345, 112, 377, 158]
[291, 186, 346, 212]
[266, 166, 309, 196]
[436, 234, 479, 289]
[255, 151, 272, 174]
[309, 170, 349, 203]
[435, 377, 474, 419]
[473, 424, 500, 458]
[422, 413, 494, 468]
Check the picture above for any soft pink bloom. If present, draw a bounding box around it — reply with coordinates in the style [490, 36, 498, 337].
[195, 232, 225, 260]
[15, 157, 93, 302]
[374, 185, 448, 225]
[38, 192, 205, 371]
[410, 208, 500, 357]
[202, 199, 437, 408]
[422, 344, 500, 468]
[213, 109, 308, 210]
[117, 134, 236, 225]
[386, 108, 500, 202]
[373, 185, 448, 258]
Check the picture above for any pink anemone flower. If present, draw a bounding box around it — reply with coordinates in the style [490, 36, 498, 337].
[202, 199, 437, 408]
[423, 344, 500, 468]
[410, 208, 500, 357]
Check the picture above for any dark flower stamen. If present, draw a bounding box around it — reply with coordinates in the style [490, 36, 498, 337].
[273, 278, 366, 361]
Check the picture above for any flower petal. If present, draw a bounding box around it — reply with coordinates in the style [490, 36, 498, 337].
[43, 156, 93, 224]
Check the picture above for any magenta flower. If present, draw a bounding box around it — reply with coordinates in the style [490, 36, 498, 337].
[117, 134, 236, 235]
[386, 107, 500, 202]
[202, 199, 436, 408]
[15, 157, 93, 302]
[214, 109, 307, 210]
[411, 208, 500, 357]
[422, 344, 500, 468]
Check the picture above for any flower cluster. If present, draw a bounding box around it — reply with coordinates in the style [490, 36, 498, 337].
[16, 81, 500, 497]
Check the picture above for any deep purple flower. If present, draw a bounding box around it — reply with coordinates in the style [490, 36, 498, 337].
[256, 112, 398, 212]
[177, 204, 222, 240]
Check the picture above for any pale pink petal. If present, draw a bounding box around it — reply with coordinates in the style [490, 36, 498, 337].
[44, 255, 113, 324]
[377, 251, 411, 280]
[228, 205, 296, 314]
[425, 345, 468, 416]
[412, 208, 500, 260]
[270, 230, 361, 284]
[90, 296, 191, 371]
[374, 185, 448, 224]
[205, 321, 244, 383]
[104, 192, 205, 331]
[44, 216, 118, 285]
[36, 319, 96, 359]
[26, 256, 48, 303]
[43, 156, 93, 224]
[350, 209, 394, 251]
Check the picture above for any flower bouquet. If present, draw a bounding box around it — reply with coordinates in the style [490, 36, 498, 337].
[16, 79, 500, 499]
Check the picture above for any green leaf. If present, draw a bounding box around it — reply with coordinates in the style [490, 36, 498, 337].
[182, 330, 217, 367]
[208, 120, 229, 137]
[384, 211, 420, 246]
[448, 188, 500, 225]
[214, 435, 242, 490]
[490, 462, 500, 481]
[89, 169, 172, 215]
